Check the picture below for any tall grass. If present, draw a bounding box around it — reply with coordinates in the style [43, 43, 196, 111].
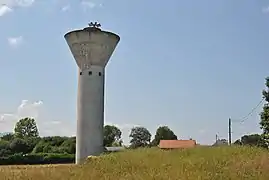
[0, 146, 269, 179]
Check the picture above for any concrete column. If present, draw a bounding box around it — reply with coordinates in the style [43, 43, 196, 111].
[76, 65, 105, 164]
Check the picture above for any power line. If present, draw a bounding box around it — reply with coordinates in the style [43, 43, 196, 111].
[228, 98, 265, 144]
[233, 98, 265, 123]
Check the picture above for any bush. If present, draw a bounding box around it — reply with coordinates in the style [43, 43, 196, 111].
[0, 153, 75, 165]
[43, 153, 75, 164]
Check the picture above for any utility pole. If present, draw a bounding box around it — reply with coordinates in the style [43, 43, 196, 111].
[228, 118, 232, 145]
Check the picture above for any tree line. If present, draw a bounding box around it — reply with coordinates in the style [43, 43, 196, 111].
[0, 116, 179, 159]
[0, 76, 269, 164]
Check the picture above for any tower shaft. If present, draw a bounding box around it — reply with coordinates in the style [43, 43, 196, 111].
[76, 65, 105, 164]
[64, 23, 120, 164]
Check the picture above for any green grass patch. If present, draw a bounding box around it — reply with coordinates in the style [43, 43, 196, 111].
[0, 146, 269, 179]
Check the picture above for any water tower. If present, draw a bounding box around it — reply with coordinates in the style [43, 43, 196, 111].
[64, 22, 120, 164]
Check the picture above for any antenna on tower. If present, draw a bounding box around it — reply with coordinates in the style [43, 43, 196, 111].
[88, 22, 101, 28]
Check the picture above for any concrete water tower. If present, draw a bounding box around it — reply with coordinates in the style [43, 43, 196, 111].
[64, 22, 120, 164]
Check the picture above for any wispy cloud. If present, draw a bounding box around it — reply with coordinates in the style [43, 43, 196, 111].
[15, 0, 35, 7]
[0, 100, 136, 141]
[0, 100, 43, 122]
[81, 1, 96, 9]
[7, 36, 23, 47]
[0, 0, 35, 17]
[105, 121, 140, 130]
[80, 0, 103, 11]
[0, 100, 44, 133]
[0, 0, 35, 7]
[262, 6, 269, 14]
[1, 0, 103, 16]
[0, 5, 12, 16]
[41, 120, 76, 137]
[61, 4, 70, 12]
[0, 100, 76, 136]
[199, 129, 206, 134]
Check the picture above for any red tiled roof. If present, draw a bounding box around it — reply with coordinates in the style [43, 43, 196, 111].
[159, 140, 196, 149]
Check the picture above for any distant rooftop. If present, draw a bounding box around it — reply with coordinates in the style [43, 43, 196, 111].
[159, 140, 197, 149]
[105, 147, 125, 152]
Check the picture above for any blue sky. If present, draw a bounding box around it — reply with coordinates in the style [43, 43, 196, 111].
[0, 0, 269, 145]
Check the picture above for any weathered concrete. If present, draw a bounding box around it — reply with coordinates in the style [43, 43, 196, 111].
[64, 25, 120, 164]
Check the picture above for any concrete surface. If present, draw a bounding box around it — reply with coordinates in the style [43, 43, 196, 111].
[64, 26, 120, 164]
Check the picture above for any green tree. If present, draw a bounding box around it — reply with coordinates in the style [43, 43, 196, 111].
[234, 134, 267, 148]
[41, 136, 69, 146]
[260, 77, 269, 147]
[25, 137, 40, 152]
[0, 140, 9, 150]
[103, 125, 122, 147]
[61, 137, 76, 154]
[129, 126, 151, 148]
[32, 141, 46, 153]
[234, 139, 242, 145]
[9, 138, 31, 154]
[14, 118, 39, 139]
[241, 134, 263, 147]
[0, 140, 12, 157]
[151, 126, 177, 146]
[32, 136, 71, 154]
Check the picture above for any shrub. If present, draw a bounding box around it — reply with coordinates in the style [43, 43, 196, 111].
[0, 153, 75, 165]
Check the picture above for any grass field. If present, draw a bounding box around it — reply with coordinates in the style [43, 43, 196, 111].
[0, 146, 269, 180]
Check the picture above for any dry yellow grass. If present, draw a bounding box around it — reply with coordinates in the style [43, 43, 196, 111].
[0, 146, 269, 180]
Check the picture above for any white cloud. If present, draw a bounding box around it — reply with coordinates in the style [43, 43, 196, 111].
[105, 121, 140, 130]
[80, 0, 103, 10]
[0, 5, 12, 16]
[0, 100, 75, 137]
[81, 1, 96, 9]
[0, 0, 35, 16]
[262, 6, 269, 14]
[61, 4, 70, 12]
[1, 0, 104, 16]
[14, 0, 35, 7]
[0, 100, 43, 121]
[17, 100, 43, 118]
[0, 100, 43, 133]
[0, 0, 35, 7]
[198, 129, 206, 134]
[0, 100, 135, 142]
[50, 120, 61, 125]
[7, 36, 23, 47]
[0, 113, 15, 121]
[40, 120, 75, 137]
